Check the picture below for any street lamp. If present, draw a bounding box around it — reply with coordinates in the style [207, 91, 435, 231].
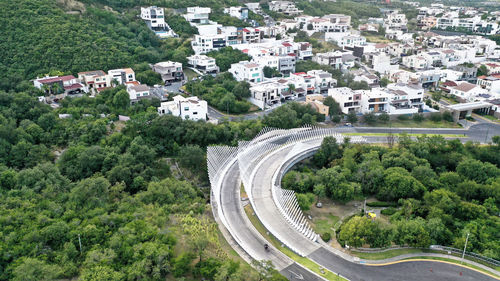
[462, 232, 469, 260]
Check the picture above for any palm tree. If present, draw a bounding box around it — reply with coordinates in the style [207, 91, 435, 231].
[288, 83, 295, 95]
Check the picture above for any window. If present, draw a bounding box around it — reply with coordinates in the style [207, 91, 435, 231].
[184, 107, 189, 111]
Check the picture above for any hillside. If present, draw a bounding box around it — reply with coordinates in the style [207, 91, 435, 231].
[0, 0, 164, 91]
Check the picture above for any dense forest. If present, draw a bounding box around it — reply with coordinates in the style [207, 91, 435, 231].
[282, 136, 500, 258]
[0, 0, 197, 91]
[0, 81, 326, 279]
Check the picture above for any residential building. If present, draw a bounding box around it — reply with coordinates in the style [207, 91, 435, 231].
[450, 81, 487, 102]
[328, 87, 362, 114]
[238, 27, 262, 44]
[304, 94, 329, 116]
[326, 33, 366, 49]
[360, 89, 390, 113]
[33, 75, 85, 95]
[187, 55, 219, 74]
[313, 51, 343, 69]
[245, 3, 261, 14]
[278, 55, 297, 75]
[484, 63, 500, 74]
[387, 83, 424, 110]
[364, 52, 399, 74]
[141, 6, 176, 38]
[78, 70, 110, 92]
[418, 16, 437, 30]
[127, 84, 150, 103]
[354, 74, 379, 88]
[228, 61, 264, 82]
[152, 61, 184, 83]
[269, 1, 302, 16]
[157, 95, 207, 121]
[224, 6, 249, 20]
[307, 70, 336, 93]
[477, 74, 500, 95]
[108, 68, 136, 85]
[402, 55, 429, 70]
[249, 80, 285, 109]
[384, 11, 407, 31]
[359, 23, 379, 32]
[289, 72, 317, 95]
[184, 7, 211, 25]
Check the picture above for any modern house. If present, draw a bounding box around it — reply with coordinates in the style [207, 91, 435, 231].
[152, 61, 184, 83]
[78, 70, 110, 92]
[157, 95, 207, 121]
[33, 75, 85, 95]
[187, 55, 219, 74]
[108, 68, 136, 85]
[127, 84, 150, 103]
[140, 6, 177, 38]
[228, 61, 264, 83]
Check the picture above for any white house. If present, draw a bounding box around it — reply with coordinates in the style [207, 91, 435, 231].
[141, 6, 176, 38]
[328, 87, 362, 114]
[187, 55, 219, 74]
[127, 84, 150, 102]
[228, 61, 264, 83]
[33, 75, 86, 95]
[269, 1, 302, 16]
[313, 51, 344, 69]
[108, 68, 136, 85]
[153, 61, 184, 83]
[224, 6, 249, 20]
[384, 11, 407, 31]
[184, 7, 211, 25]
[402, 55, 429, 70]
[157, 95, 207, 121]
[359, 88, 391, 113]
[477, 75, 500, 95]
[249, 80, 287, 109]
[450, 81, 487, 102]
[387, 83, 424, 110]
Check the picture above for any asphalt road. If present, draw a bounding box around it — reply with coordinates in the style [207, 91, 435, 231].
[217, 128, 500, 281]
[353, 123, 500, 143]
[219, 161, 319, 281]
[309, 248, 497, 281]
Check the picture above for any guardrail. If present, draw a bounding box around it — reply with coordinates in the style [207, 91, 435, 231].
[351, 245, 500, 267]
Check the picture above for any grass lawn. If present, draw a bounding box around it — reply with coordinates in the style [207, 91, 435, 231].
[351, 248, 424, 260]
[184, 68, 200, 81]
[368, 120, 461, 128]
[344, 133, 467, 138]
[402, 256, 500, 279]
[243, 204, 347, 281]
[476, 114, 500, 122]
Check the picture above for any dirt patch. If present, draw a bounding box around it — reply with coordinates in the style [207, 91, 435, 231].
[56, 0, 86, 13]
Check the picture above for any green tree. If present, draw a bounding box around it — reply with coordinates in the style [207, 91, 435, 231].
[112, 89, 130, 110]
[346, 111, 358, 124]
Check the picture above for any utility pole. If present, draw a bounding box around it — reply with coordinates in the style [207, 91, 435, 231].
[462, 232, 469, 260]
[484, 126, 489, 143]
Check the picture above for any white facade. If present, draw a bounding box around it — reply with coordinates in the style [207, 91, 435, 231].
[224, 6, 249, 20]
[328, 87, 362, 114]
[326, 33, 366, 48]
[108, 68, 136, 85]
[184, 7, 211, 25]
[127, 84, 150, 101]
[229, 61, 264, 83]
[477, 76, 500, 95]
[141, 6, 176, 38]
[384, 11, 408, 31]
[402, 55, 429, 70]
[359, 89, 391, 113]
[269, 1, 302, 16]
[158, 95, 207, 121]
[187, 55, 219, 74]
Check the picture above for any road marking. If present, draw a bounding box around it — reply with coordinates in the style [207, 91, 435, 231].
[365, 259, 500, 280]
[288, 270, 305, 280]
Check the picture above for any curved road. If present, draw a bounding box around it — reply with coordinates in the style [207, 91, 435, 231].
[215, 126, 500, 281]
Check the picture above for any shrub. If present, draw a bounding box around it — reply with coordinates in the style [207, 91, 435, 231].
[429, 113, 442, 122]
[381, 207, 397, 216]
[366, 201, 398, 207]
[442, 111, 454, 122]
[363, 112, 377, 125]
[378, 113, 390, 123]
[397, 114, 410, 121]
[321, 232, 332, 242]
[412, 113, 424, 122]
